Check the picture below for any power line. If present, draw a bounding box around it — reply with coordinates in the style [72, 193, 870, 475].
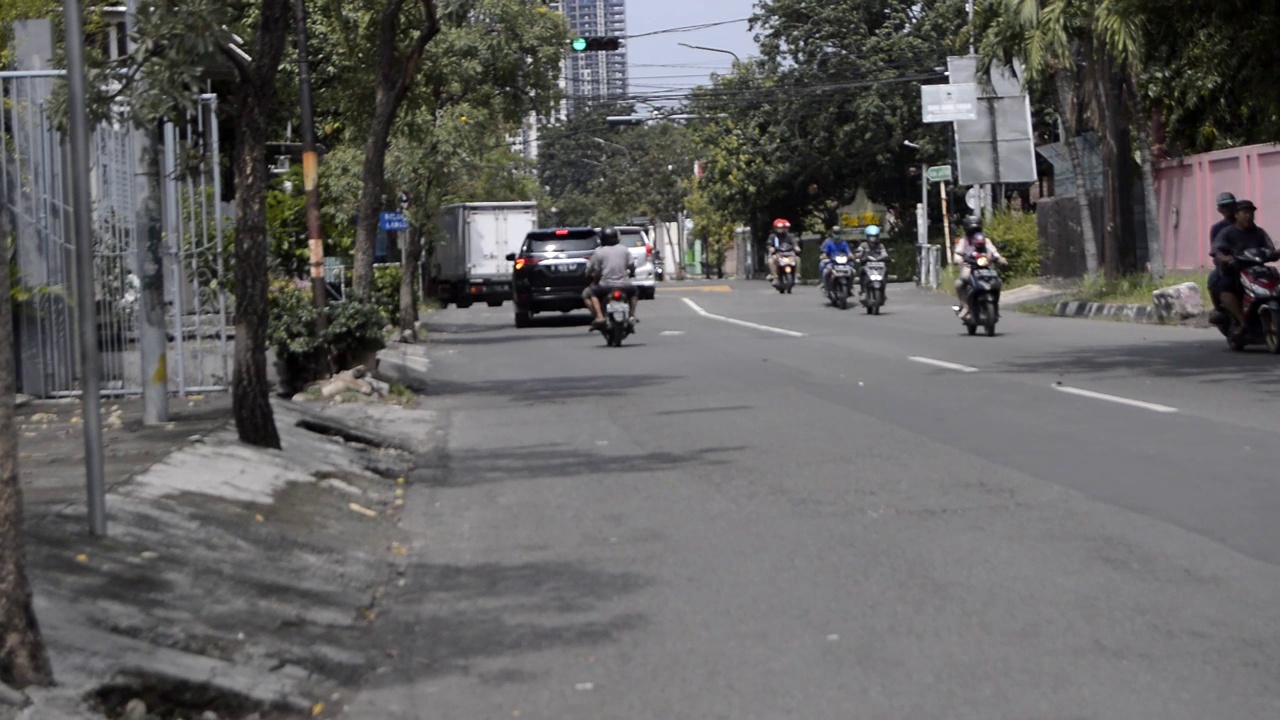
[626, 17, 751, 40]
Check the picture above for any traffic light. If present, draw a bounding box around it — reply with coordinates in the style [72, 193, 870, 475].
[570, 36, 622, 52]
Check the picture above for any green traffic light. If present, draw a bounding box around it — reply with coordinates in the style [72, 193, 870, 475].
[571, 37, 587, 52]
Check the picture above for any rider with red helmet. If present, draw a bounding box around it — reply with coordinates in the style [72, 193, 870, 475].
[767, 218, 795, 279]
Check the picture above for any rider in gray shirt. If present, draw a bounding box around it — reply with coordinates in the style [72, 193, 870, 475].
[585, 226, 638, 327]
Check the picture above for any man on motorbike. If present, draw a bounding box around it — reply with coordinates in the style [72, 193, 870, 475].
[766, 218, 796, 279]
[953, 217, 1007, 318]
[1211, 199, 1276, 336]
[855, 224, 889, 299]
[584, 226, 638, 329]
[1207, 192, 1237, 320]
[819, 225, 853, 291]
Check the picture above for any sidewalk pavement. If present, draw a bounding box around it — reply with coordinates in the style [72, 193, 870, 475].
[11, 391, 440, 720]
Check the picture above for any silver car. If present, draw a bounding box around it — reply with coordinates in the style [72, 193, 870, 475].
[611, 226, 656, 299]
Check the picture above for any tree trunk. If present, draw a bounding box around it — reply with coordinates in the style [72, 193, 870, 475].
[1128, 82, 1165, 280]
[350, 0, 440, 297]
[352, 91, 397, 296]
[231, 0, 291, 450]
[1095, 55, 1123, 281]
[1055, 71, 1099, 279]
[399, 223, 422, 334]
[0, 183, 54, 689]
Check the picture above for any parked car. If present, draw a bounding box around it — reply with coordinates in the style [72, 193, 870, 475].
[614, 226, 656, 300]
[507, 228, 600, 328]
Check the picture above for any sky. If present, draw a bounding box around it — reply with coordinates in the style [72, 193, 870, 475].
[624, 0, 761, 106]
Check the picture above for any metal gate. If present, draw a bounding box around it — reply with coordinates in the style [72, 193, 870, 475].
[1, 71, 232, 397]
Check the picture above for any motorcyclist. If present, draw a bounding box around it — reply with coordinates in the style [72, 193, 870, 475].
[1207, 192, 1237, 321]
[584, 226, 638, 329]
[819, 225, 853, 291]
[1210, 199, 1277, 337]
[953, 216, 1007, 318]
[766, 218, 797, 279]
[855, 224, 889, 299]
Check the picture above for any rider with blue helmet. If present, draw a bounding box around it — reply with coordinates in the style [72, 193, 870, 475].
[819, 225, 853, 291]
[856, 225, 890, 299]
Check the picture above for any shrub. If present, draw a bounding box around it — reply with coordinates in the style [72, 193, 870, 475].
[268, 280, 390, 396]
[372, 264, 403, 321]
[984, 210, 1040, 279]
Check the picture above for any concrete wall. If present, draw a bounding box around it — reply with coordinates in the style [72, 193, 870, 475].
[1154, 144, 1280, 269]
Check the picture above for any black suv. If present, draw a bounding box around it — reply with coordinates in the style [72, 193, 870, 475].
[507, 228, 601, 328]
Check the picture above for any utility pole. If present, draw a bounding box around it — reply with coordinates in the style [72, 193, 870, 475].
[126, 0, 169, 426]
[294, 0, 327, 328]
[63, 0, 107, 536]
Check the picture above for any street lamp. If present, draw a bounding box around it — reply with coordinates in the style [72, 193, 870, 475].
[678, 42, 741, 65]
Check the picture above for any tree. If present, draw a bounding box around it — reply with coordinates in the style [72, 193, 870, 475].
[349, 0, 441, 297]
[0, 228, 54, 689]
[978, 0, 1162, 280]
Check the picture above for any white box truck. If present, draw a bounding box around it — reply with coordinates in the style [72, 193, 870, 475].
[430, 201, 538, 308]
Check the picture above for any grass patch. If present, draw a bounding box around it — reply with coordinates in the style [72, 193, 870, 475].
[387, 381, 417, 406]
[1017, 301, 1058, 316]
[1074, 271, 1207, 305]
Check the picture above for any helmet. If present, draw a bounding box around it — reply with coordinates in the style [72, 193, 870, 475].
[1217, 192, 1238, 208]
[772, 218, 792, 232]
[864, 224, 881, 238]
[963, 216, 982, 234]
[600, 226, 620, 245]
[831, 225, 843, 235]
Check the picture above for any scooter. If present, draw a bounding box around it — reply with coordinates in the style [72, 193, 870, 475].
[825, 254, 855, 309]
[598, 288, 635, 347]
[773, 247, 798, 294]
[859, 256, 888, 315]
[1213, 247, 1280, 352]
[959, 251, 1002, 336]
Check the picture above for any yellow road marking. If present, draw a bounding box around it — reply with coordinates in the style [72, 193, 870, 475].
[660, 284, 733, 293]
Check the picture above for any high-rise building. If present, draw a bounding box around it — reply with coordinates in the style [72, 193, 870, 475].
[551, 0, 628, 111]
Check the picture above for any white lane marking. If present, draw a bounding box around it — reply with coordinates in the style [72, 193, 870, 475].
[908, 356, 980, 373]
[1052, 385, 1178, 414]
[660, 330, 685, 336]
[681, 298, 807, 338]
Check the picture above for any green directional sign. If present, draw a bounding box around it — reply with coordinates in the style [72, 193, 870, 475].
[571, 37, 588, 52]
[926, 165, 953, 183]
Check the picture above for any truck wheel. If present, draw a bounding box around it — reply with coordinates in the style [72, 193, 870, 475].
[487, 299, 504, 308]
[456, 299, 473, 309]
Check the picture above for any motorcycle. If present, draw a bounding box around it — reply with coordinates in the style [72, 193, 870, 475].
[960, 252, 1002, 336]
[598, 288, 635, 347]
[1213, 247, 1280, 352]
[824, 254, 855, 309]
[773, 243, 798, 294]
[859, 255, 888, 315]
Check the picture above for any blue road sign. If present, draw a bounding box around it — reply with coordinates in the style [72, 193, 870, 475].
[380, 211, 410, 232]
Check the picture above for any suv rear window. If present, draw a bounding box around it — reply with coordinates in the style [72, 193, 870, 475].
[618, 230, 648, 248]
[525, 230, 598, 253]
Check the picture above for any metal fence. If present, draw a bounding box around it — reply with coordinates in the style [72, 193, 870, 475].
[1, 71, 232, 397]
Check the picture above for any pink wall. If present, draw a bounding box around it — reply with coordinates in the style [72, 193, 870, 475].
[1154, 144, 1280, 269]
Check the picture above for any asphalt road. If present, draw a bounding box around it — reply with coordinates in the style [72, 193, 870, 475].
[350, 281, 1280, 719]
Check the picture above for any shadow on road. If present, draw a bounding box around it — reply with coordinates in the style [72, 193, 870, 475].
[425, 373, 673, 404]
[414, 442, 744, 487]
[366, 560, 652, 685]
[993, 337, 1280, 388]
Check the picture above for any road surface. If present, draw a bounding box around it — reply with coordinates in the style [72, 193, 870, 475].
[351, 281, 1280, 719]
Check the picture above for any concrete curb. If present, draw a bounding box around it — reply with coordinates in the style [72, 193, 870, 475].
[1050, 300, 1161, 323]
[374, 341, 431, 392]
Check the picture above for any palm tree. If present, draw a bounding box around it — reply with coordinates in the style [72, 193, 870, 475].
[978, 0, 1159, 281]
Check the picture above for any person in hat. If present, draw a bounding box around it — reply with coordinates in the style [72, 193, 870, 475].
[1210, 199, 1276, 334]
[1207, 192, 1238, 317]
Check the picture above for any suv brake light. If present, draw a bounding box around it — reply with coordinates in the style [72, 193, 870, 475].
[555, 229, 569, 236]
[514, 257, 540, 270]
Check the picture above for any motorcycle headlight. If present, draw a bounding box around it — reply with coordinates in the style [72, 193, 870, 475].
[976, 256, 990, 268]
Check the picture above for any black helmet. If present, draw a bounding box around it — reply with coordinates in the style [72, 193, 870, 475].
[963, 216, 982, 234]
[600, 226, 620, 245]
